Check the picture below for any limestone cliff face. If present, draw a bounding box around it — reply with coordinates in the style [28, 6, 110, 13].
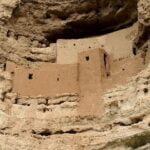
[0, 0, 150, 150]
[133, 0, 150, 55]
[0, 56, 150, 150]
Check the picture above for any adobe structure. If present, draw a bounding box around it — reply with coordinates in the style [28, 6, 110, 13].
[6, 48, 107, 96]
[6, 46, 150, 115]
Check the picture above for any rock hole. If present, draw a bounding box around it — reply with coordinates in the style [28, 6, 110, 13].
[114, 122, 128, 126]
[55, 130, 64, 134]
[32, 129, 52, 136]
[116, 3, 123, 10]
[6, 30, 11, 37]
[66, 129, 77, 134]
[131, 116, 144, 124]
[143, 88, 148, 94]
[58, 15, 69, 20]
[22, 103, 30, 106]
[25, 57, 36, 62]
[39, 39, 49, 47]
[45, 12, 52, 19]
[40, 130, 52, 136]
[43, 108, 46, 112]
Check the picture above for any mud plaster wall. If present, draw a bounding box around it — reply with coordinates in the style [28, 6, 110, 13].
[6, 63, 78, 97]
[6, 49, 108, 100]
[103, 50, 150, 90]
[78, 49, 150, 116]
[6, 49, 149, 98]
[79, 49, 108, 94]
[57, 23, 137, 64]
[78, 49, 108, 115]
[5, 48, 150, 116]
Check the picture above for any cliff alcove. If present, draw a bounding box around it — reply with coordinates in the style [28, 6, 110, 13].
[0, 0, 150, 150]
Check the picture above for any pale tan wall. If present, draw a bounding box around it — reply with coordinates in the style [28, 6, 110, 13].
[6, 47, 150, 116]
[103, 53, 150, 90]
[57, 38, 101, 64]
[78, 49, 107, 115]
[6, 63, 78, 97]
[57, 23, 138, 64]
[77, 48, 149, 116]
[101, 23, 137, 59]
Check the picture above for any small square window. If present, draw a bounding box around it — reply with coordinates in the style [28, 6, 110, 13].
[85, 56, 90, 61]
[28, 73, 33, 80]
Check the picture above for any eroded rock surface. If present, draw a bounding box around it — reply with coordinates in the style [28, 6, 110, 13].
[0, 0, 139, 66]
[0, 0, 150, 150]
[0, 57, 150, 150]
[4, 0, 138, 42]
[133, 0, 150, 55]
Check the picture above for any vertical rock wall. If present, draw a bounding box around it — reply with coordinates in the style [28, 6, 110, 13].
[0, 0, 149, 149]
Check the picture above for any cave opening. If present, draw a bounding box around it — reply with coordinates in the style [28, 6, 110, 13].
[45, 21, 135, 43]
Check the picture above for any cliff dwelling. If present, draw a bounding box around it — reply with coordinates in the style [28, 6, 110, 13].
[0, 0, 150, 149]
[6, 46, 150, 115]
[2, 17, 149, 117]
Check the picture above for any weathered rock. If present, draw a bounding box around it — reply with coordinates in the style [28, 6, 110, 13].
[0, 71, 12, 101]
[133, 0, 150, 55]
[0, 66, 150, 149]
[0, 0, 18, 23]
[0, 0, 150, 150]
[3, 0, 138, 42]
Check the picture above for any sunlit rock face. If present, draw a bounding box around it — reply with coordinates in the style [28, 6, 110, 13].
[133, 0, 150, 55]
[0, 0, 150, 150]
